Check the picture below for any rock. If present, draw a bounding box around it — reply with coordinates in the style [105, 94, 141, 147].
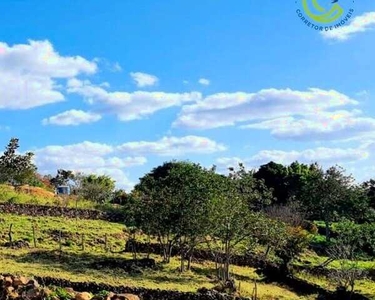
[25, 288, 43, 299]
[105, 292, 116, 300]
[8, 291, 19, 299]
[42, 287, 53, 297]
[110, 294, 140, 300]
[65, 287, 76, 297]
[3, 276, 13, 287]
[28, 279, 40, 288]
[13, 275, 30, 287]
[75, 292, 93, 300]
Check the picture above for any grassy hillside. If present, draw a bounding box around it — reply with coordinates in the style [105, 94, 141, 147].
[1, 187, 374, 299]
[0, 213, 318, 300]
[0, 184, 98, 210]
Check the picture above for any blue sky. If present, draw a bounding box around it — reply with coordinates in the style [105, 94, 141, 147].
[1, 0, 375, 189]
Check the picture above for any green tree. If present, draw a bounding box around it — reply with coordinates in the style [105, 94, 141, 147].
[0, 138, 37, 187]
[133, 161, 216, 266]
[254, 161, 289, 205]
[274, 226, 310, 273]
[254, 161, 317, 205]
[362, 179, 375, 216]
[207, 165, 266, 285]
[301, 165, 354, 241]
[50, 169, 75, 188]
[78, 174, 115, 203]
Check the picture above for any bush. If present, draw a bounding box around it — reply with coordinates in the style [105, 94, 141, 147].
[7, 196, 18, 204]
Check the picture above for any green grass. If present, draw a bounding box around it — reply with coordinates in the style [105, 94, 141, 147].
[0, 213, 317, 299]
[298, 251, 375, 270]
[0, 213, 374, 299]
[0, 184, 97, 210]
[296, 251, 375, 299]
[0, 213, 129, 252]
[0, 248, 313, 300]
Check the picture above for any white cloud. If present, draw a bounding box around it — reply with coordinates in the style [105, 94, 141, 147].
[198, 78, 210, 86]
[174, 88, 375, 142]
[33, 141, 147, 190]
[130, 72, 159, 87]
[118, 135, 227, 156]
[175, 88, 357, 130]
[67, 79, 201, 121]
[241, 110, 375, 141]
[247, 147, 368, 166]
[112, 62, 122, 72]
[322, 12, 375, 41]
[33, 136, 224, 189]
[42, 109, 102, 126]
[216, 146, 369, 173]
[0, 40, 97, 110]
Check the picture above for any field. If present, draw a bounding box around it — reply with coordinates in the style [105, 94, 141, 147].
[0, 184, 97, 210]
[1, 188, 375, 299]
[0, 213, 314, 300]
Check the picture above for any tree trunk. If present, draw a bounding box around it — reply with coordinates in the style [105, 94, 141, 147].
[180, 254, 185, 273]
[187, 253, 192, 270]
[8, 224, 13, 247]
[264, 245, 271, 259]
[223, 240, 230, 283]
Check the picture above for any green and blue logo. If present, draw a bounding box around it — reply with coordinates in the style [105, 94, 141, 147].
[296, 0, 355, 31]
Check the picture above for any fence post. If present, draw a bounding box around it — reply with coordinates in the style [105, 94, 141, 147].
[8, 224, 13, 247]
[105, 234, 108, 253]
[59, 230, 62, 255]
[32, 222, 37, 248]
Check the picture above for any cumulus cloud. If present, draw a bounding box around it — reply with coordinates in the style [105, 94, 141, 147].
[198, 78, 210, 86]
[130, 72, 159, 87]
[248, 147, 368, 165]
[33, 135, 225, 188]
[33, 141, 146, 190]
[0, 40, 97, 110]
[241, 110, 375, 141]
[216, 146, 369, 173]
[117, 136, 227, 156]
[322, 12, 375, 41]
[67, 78, 201, 121]
[42, 109, 102, 126]
[174, 87, 375, 142]
[175, 88, 357, 130]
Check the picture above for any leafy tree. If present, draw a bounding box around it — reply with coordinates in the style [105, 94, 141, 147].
[340, 185, 373, 223]
[286, 161, 318, 201]
[254, 161, 289, 205]
[255, 217, 289, 259]
[254, 161, 318, 206]
[301, 166, 354, 241]
[207, 165, 266, 284]
[134, 161, 216, 266]
[327, 225, 366, 297]
[50, 169, 75, 188]
[362, 179, 375, 212]
[274, 226, 310, 273]
[0, 138, 37, 187]
[111, 189, 128, 205]
[229, 163, 273, 211]
[78, 174, 115, 203]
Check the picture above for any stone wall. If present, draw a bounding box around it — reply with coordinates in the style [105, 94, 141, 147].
[0, 203, 125, 223]
[1, 274, 248, 300]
